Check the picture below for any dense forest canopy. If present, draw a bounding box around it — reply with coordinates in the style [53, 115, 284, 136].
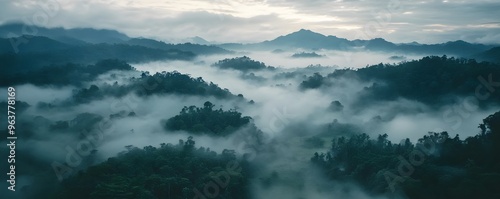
[0, 37, 196, 75]
[165, 101, 252, 136]
[212, 56, 272, 72]
[68, 71, 237, 105]
[301, 56, 500, 108]
[2, 23, 500, 199]
[291, 52, 324, 58]
[311, 111, 500, 199]
[2, 59, 134, 86]
[54, 137, 251, 199]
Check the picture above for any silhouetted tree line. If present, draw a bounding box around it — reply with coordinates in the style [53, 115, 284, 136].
[165, 101, 252, 136]
[212, 56, 272, 71]
[0, 36, 196, 75]
[132, 72, 234, 98]
[1, 59, 134, 86]
[69, 71, 237, 105]
[53, 137, 251, 199]
[299, 72, 324, 89]
[312, 111, 500, 199]
[126, 38, 232, 55]
[291, 52, 324, 58]
[301, 56, 500, 108]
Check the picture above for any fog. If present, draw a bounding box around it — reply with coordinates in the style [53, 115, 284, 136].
[254, 50, 424, 69]
[1, 49, 496, 199]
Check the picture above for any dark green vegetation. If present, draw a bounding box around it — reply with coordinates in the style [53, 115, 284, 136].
[130, 72, 235, 98]
[303, 56, 500, 108]
[0, 23, 129, 44]
[126, 38, 231, 55]
[476, 47, 500, 63]
[212, 56, 272, 71]
[2, 59, 134, 86]
[291, 52, 324, 58]
[328, 100, 344, 112]
[388, 55, 407, 60]
[0, 36, 196, 75]
[165, 101, 252, 136]
[2, 58, 238, 104]
[54, 137, 251, 199]
[312, 111, 500, 199]
[299, 72, 324, 89]
[3, 23, 500, 199]
[69, 71, 236, 104]
[0, 23, 232, 76]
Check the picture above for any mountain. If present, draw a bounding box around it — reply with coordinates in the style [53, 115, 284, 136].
[395, 40, 492, 56]
[0, 23, 232, 55]
[188, 36, 211, 45]
[0, 23, 129, 44]
[475, 47, 500, 63]
[0, 35, 196, 75]
[0, 35, 72, 53]
[361, 38, 398, 51]
[126, 38, 232, 55]
[260, 29, 351, 50]
[219, 29, 497, 57]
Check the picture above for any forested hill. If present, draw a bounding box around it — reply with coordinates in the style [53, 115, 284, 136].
[312, 110, 500, 199]
[219, 29, 497, 58]
[126, 38, 232, 55]
[48, 137, 252, 199]
[301, 56, 500, 108]
[0, 36, 195, 75]
[0, 24, 233, 75]
[29, 109, 500, 199]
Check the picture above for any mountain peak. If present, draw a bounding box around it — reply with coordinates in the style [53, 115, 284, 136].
[260, 28, 351, 49]
[189, 36, 210, 45]
[298, 28, 314, 33]
[278, 29, 327, 41]
[290, 29, 322, 36]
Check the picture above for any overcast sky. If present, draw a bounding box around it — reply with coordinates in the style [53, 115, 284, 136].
[1, 0, 499, 44]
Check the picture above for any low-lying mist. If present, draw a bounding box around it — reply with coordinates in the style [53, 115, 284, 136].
[1, 49, 497, 199]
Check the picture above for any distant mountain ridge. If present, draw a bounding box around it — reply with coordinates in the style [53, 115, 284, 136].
[219, 29, 498, 58]
[1, 23, 498, 62]
[475, 47, 500, 63]
[126, 38, 231, 55]
[0, 35, 197, 75]
[0, 23, 129, 44]
[0, 23, 231, 55]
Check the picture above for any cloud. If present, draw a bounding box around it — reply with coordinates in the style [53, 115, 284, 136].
[1, 0, 499, 44]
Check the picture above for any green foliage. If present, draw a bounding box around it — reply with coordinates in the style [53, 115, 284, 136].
[55, 137, 251, 199]
[299, 72, 324, 89]
[0, 41, 195, 76]
[165, 101, 251, 136]
[312, 111, 500, 199]
[127, 38, 232, 55]
[213, 56, 269, 71]
[291, 52, 324, 58]
[131, 72, 234, 98]
[2, 59, 134, 86]
[476, 47, 500, 63]
[326, 56, 500, 107]
[328, 100, 344, 112]
[68, 71, 237, 105]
